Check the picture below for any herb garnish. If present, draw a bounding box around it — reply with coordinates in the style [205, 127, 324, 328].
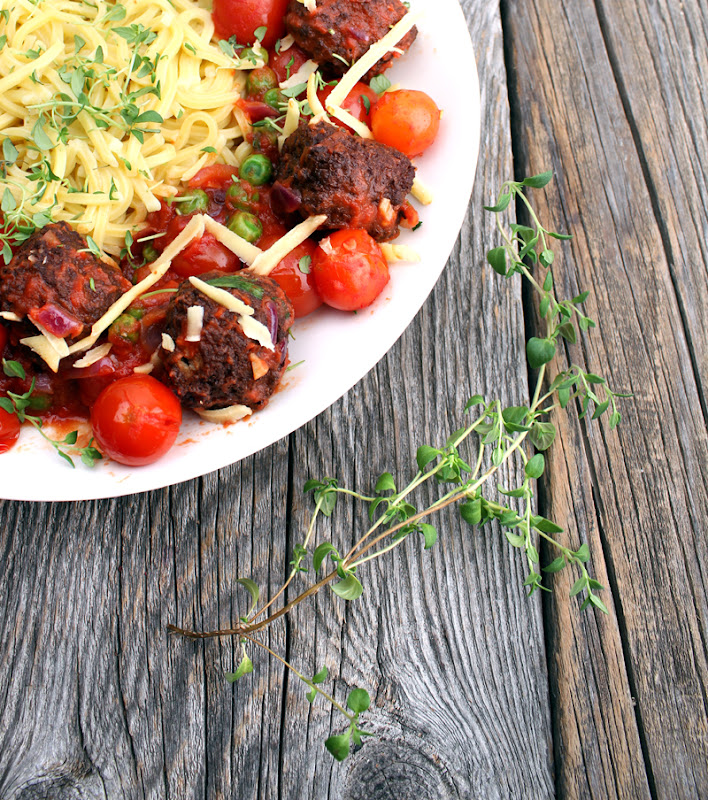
[1, 359, 102, 467]
[169, 173, 629, 760]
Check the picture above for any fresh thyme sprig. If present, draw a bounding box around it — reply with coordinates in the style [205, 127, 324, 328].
[168, 172, 629, 759]
[0, 359, 102, 467]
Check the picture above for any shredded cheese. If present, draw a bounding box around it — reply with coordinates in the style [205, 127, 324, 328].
[0, 312, 21, 322]
[306, 72, 328, 119]
[195, 404, 253, 423]
[327, 104, 373, 138]
[19, 334, 62, 374]
[161, 333, 176, 352]
[381, 243, 421, 263]
[280, 59, 319, 90]
[185, 306, 204, 342]
[326, 11, 423, 109]
[201, 215, 263, 265]
[411, 176, 434, 205]
[250, 215, 328, 276]
[73, 343, 112, 369]
[188, 277, 255, 317]
[278, 99, 301, 150]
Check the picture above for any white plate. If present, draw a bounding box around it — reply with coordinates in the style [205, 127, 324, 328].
[2, 0, 480, 502]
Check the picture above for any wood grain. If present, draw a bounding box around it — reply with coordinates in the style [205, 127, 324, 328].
[0, 1, 555, 798]
[504, 0, 708, 796]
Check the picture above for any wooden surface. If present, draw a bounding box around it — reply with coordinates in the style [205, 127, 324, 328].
[1, 0, 707, 797]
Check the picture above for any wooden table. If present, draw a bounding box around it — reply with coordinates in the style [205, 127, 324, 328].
[2, 0, 707, 797]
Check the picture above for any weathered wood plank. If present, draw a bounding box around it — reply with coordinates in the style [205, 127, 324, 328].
[594, 0, 708, 405]
[275, 1, 554, 796]
[504, 0, 708, 796]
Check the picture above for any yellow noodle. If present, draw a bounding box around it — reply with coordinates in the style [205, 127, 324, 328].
[0, 0, 248, 254]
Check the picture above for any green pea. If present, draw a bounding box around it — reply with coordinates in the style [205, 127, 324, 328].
[239, 154, 273, 186]
[227, 211, 262, 243]
[246, 67, 278, 98]
[263, 87, 287, 111]
[109, 313, 141, 343]
[227, 180, 252, 211]
[142, 243, 159, 263]
[175, 188, 209, 215]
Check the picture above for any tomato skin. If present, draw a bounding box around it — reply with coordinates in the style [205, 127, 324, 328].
[90, 375, 182, 466]
[262, 235, 322, 318]
[212, 0, 288, 49]
[311, 229, 389, 311]
[370, 90, 441, 157]
[188, 164, 239, 190]
[0, 405, 20, 454]
[318, 83, 378, 133]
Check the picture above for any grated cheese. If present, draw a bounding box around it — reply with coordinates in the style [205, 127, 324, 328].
[195, 404, 253, 423]
[411, 176, 434, 205]
[161, 333, 176, 352]
[72, 343, 112, 369]
[250, 215, 328, 276]
[19, 335, 62, 374]
[307, 72, 328, 119]
[280, 59, 319, 90]
[278, 99, 301, 150]
[201, 215, 263, 265]
[185, 306, 204, 342]
[381, 243, 421, 263]
[327, 104, 373, 138]
[0, 312, 21, 322]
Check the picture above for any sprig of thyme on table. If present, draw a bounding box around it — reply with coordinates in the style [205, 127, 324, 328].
[169, 172, 629, 760]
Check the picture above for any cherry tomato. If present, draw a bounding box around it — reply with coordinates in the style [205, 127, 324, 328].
[90, 375, 182, 466]
[269, 42, 309, 84]
[212, 0, 288, 49]
[311, 229, 389, 311]
[0, 404, 20, 454]
[261, 234, 322, 318]
[318, 83, 378, 133]
[370, 89, 441, 157]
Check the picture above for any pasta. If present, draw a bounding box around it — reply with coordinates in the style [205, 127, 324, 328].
[0, 0, 252, 255]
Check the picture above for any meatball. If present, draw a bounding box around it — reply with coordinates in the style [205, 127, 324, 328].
[273, 121, 415, 241]
[283, 0, 416, 80]
[0, 221, 131, 340]
[160, 271, 294, 411]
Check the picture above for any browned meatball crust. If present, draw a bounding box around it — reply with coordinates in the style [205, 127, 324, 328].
[0, 221, 131, 340]
[160, 272, 294, 411]
[283, 0, 416, 80]
[273, 121, 415, 241]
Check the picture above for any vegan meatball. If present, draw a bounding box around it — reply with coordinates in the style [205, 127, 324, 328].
[283, 0, 416, 80]
[160, 271, 294, 411]
[0, 221, 131, 341]
[273, 121, 415, 242]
